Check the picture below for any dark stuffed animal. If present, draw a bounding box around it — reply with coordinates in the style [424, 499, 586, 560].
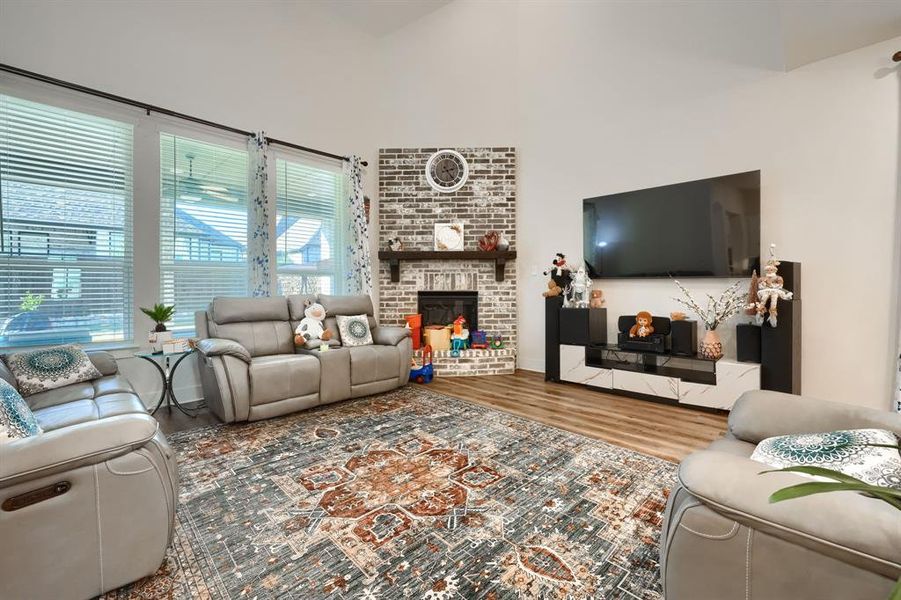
[543, 253, 573, 289]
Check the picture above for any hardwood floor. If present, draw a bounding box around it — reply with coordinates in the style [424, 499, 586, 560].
[156, 370, 728, 462]
[425, 370, 728, 462]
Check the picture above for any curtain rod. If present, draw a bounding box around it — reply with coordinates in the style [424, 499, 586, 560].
[0, 63, 367, 167]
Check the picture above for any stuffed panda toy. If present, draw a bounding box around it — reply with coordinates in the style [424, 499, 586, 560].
[293, 300, 333, 346]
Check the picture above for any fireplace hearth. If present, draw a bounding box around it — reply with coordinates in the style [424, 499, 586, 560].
[418, 291, 478, 330]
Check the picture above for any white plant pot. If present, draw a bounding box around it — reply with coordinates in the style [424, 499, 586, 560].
[149, 330, 173, 353]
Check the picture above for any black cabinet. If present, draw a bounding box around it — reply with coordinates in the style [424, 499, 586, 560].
[559, 307, 607, 346]
[761, 300, 801, 393]
[760, 260, 802, 394]
[545, 297, 564, 381]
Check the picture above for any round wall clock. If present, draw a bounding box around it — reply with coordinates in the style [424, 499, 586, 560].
[425, 149, 469, 193]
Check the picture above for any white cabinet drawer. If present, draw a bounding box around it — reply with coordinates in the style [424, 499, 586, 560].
[560, 345, 612, 387]
[612, 369, 679, 400]
[679, 360, 760, 410]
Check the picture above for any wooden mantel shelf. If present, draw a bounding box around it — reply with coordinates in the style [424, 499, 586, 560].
[377, 250, 517, 282]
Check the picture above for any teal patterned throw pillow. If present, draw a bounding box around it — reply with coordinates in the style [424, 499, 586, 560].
[751, 429, 901, 490]
[0, 379, 42, 442]
[4, 345, 102, 397]
[336, 314, 373, 347]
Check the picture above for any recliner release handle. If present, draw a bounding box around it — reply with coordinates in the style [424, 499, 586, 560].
[2, 481, 71, 511]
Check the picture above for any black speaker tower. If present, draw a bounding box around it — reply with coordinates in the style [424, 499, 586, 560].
[760, 261, 801, 394]
[545, 296, 563, 381]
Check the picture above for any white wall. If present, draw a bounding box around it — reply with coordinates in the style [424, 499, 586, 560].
[376, 1, 900, 411]
[0, 0, 381, 405]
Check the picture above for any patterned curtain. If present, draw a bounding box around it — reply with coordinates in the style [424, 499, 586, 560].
[344, 155, 372, 295]
[248, 132, 271, 296]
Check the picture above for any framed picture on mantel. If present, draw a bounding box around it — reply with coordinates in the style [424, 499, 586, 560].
[434, 222, 464, 251]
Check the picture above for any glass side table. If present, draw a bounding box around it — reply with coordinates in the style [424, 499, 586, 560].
[134, 349, 197, 417]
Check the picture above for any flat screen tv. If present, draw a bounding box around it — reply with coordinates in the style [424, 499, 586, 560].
[583, 171, 760, 278]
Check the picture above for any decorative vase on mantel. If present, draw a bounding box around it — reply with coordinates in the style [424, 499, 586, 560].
[699, 329, 724, 360]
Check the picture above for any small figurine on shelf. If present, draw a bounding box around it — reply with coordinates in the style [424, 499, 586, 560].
[744, 270, 759, 316]
[470, 330, 488, 349]
[387, 237, 404, 251]
[570, 266, 591, 308]
[589, 289, 605, 308]
[748, 244, 793, 327]
[629, 311, 655, 338]
[489, 335, 505, 350]
[542, 279, 563, 298]
[478, 230, 499, 251]
[543, 253, 572, 290]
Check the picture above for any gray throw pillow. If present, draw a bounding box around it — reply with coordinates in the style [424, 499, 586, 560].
[336, 314, 373, 347]
[4, 345, 102, 397]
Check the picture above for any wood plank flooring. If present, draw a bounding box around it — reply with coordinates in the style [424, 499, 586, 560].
[157, 370, 728, 463]
[424, 370, 728, 462]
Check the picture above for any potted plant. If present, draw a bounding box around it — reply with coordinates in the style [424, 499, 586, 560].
[671, 279, 746, 360]
[141, 303, 175, 352]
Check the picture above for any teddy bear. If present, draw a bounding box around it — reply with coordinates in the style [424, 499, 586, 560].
[294, 300, 333, 346]
[589, 289, 605, 308]
[542, 279, 562, 297]
[629, 311, 655, 338]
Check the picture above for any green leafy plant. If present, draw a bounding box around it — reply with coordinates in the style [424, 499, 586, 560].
[140, 303, 176, 332]
[19, 292, 44, 312]
[762, 441, 901, 599]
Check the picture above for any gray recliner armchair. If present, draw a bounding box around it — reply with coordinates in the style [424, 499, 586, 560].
[660, 390, 901, 600]
[194, 294, 412, 423]
[0, 351, 178, 600]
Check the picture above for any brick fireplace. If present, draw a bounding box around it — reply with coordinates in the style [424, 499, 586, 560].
[378, 147, 517, 376]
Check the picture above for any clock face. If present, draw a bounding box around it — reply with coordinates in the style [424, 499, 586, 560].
[425, 150, 469, 193]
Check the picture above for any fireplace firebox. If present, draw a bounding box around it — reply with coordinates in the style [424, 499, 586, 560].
[417, 291, 478, 331]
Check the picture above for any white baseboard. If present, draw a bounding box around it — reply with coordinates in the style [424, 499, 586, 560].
[516, 357, 545, 373]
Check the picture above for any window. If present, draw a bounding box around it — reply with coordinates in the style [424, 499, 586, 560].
[0, 95, 133, 348]
[276, 157, 345, 296]
[160, 134, 248, 335]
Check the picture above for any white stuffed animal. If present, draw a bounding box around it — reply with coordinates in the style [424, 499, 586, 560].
[294, 301, 333, 345]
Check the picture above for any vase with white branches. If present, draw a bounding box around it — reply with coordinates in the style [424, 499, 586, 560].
[672, 279, 747, 360]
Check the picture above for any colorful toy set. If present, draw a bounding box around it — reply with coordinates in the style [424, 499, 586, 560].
[402, 313, 505, 366]
[409, 345, 434, 384]
[469, 330, 488, 349]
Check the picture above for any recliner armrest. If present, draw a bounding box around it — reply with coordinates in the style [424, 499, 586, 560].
[196, 337, 252, 363]
[0, 414, 160, 488]
[678, 450, 901, 575]
[729, 390, 901, 443]
[372, 326, 411, 346]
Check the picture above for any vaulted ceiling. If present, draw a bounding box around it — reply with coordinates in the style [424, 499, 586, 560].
[322, 0, 901, 71]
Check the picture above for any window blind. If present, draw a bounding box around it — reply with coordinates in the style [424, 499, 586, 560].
[276, 157, 345, 296]
[0, 95, 133, 348]
[160, 134, 248, 336]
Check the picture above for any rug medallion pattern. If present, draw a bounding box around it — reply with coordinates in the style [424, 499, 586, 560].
[104, 387, 675, 599]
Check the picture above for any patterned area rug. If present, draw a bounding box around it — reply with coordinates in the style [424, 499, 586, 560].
[104, 386, 675, 599]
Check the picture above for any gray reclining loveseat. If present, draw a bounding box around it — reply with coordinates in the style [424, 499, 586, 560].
[194, 294, 412, 423]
